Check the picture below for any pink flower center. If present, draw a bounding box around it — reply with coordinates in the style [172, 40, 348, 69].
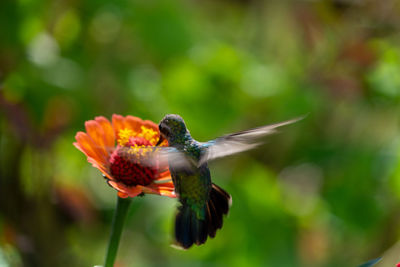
[109, 136, 157, 186]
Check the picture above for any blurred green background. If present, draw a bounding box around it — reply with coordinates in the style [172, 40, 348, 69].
[1, 0, 400, 266]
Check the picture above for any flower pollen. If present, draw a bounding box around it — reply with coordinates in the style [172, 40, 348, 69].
[118, 129, 136, 146]
[137, 126, 158, 146]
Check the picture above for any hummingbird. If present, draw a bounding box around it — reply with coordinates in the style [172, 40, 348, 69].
[155, 114, 302, 249]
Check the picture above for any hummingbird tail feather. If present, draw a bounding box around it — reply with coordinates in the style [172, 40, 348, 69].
[174, 183, 232, 249]
[206, 183, 231, 238]
[175, 204, 208, 249]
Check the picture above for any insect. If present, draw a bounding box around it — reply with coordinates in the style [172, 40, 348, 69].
[154, 114, 302, 249]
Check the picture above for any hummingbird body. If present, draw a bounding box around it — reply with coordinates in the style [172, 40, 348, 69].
[157, 114, 302, 248]
[158, 115, 231, 248]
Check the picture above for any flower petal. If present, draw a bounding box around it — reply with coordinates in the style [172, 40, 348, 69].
[95, 116, 115, 148]
[153, 177, 173, 184]
[156, 170, 171, 179]
[159, 190, 176, 198]
[143, 120, 159, 133]
[118, 191, 129, 198]
[112, 114, 127, 138]
[139, 185, 160, 195]
[108, 180, 142, 198]
[74, 132, 107, 164]
[155, 181, 175, 188]
[125, 115, 144, 132]
[85, 120, 108, 158]
[86, 157, 113, 179]
[140, 182, 176, 198]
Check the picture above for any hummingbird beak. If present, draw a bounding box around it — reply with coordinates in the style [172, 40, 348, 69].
[156, 134, 166, 146]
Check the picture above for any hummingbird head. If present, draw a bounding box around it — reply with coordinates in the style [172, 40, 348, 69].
[157, 114, 188, 145]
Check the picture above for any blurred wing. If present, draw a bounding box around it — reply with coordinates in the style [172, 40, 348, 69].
[111, 146, 196, 171]
[152, 147, 198, 170]
[199, 116, 303, 166]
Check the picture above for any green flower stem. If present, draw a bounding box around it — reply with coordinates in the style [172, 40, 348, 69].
[104, 196, 132, 267]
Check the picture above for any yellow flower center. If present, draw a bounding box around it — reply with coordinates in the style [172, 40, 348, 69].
[117, 126, 159, 147]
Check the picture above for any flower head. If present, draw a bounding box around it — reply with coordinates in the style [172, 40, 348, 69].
[74, 114, 175, 198]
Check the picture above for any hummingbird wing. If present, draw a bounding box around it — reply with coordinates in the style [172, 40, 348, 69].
[198, 116, 303, 166]
[114, 146, 197, 171]
[100, 117, 303, 170]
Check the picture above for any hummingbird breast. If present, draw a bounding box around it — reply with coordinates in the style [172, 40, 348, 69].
[169, 140, 212, 217]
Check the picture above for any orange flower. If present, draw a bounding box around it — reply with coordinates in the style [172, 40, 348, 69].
[73, 114, 175, 199]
